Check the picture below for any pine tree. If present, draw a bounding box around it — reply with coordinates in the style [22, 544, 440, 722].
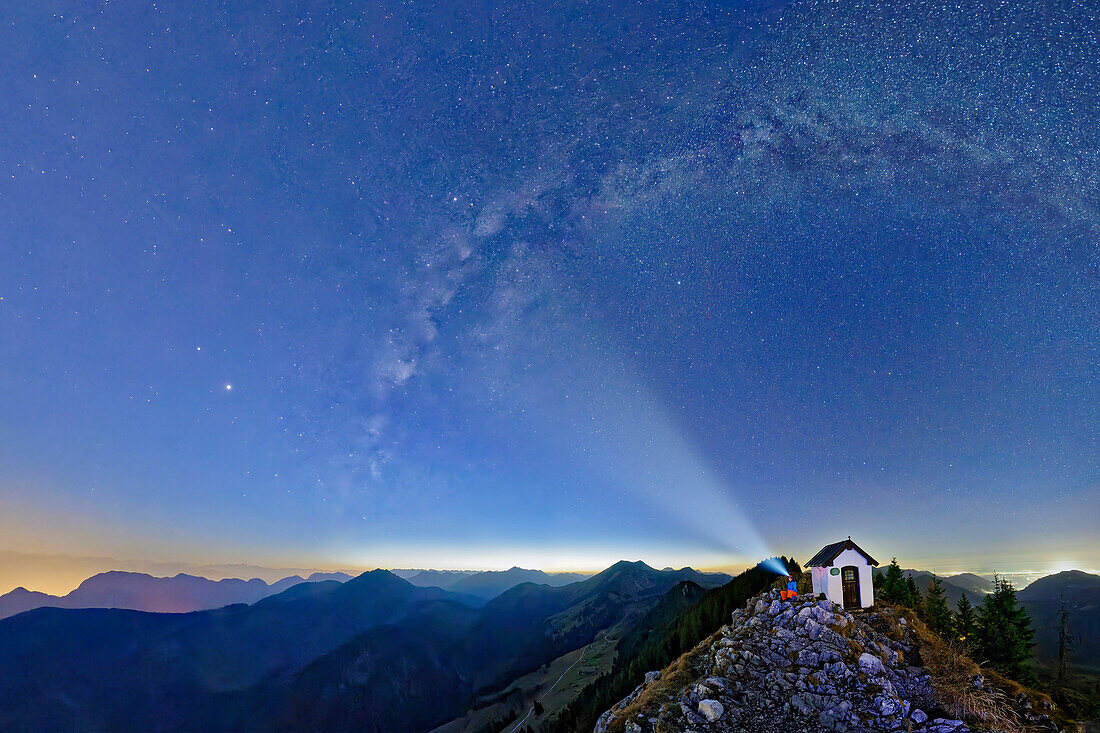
[976, 576, 1036, 682]
[923, 575, 953, 638]
[955, 593, 976, 647]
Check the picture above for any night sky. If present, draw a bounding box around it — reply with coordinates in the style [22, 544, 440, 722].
[1, 0, 1096, 589]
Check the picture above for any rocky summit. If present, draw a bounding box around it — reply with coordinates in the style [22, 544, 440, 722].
[595, 589, 1061, 733]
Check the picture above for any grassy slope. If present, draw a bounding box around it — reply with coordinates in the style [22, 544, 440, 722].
[428, 619, 628, 733]
[549, 559, 798, 733]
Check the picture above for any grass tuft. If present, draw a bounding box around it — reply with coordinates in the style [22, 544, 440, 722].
[605, 631, 716, 733]
[882, 606, 1025, 732]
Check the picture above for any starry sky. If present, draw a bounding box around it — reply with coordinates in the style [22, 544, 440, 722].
[1, 0, 1097, 589]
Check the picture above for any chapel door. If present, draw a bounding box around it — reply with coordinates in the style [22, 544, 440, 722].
[841, 566, 861, 609]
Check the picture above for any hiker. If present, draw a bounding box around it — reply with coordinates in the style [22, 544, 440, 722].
[780, 575, 798, 601]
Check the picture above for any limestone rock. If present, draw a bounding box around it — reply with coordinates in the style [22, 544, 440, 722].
[858, 652, 885, 676]
[698, 699, 724, 722]
[590, 590, 1034, 733]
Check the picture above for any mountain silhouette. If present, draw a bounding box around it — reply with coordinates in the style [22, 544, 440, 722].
[272, 561, 729, 732]
[405, 568, 480, 588]
[939, 572, 995, 597]
[873, 568, 994, 608]
[0, 562, 726, 732]
[0, 587, 56, 620]
[1018, 570, 1100, 669]
[0, 570, 353, 619]
[445, 566, 594, 599]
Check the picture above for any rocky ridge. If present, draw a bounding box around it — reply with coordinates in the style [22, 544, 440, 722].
[595, 589, 1063, 733]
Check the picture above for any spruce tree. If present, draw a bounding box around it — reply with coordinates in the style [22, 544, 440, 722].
[1056, 598, 1073, 689]
[955, 593, 976, 647]
[976, 576, 1036, 682]
[923, 575, 953, 638]
[880, 558, 906, 604]
[904, 574, 921, 609]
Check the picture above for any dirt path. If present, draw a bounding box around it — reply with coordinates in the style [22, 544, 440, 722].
[504, 643, 590, 733]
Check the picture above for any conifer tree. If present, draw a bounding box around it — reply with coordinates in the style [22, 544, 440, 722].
[923, 575, 953, 638]
[904, 574, 921, 609]
[955, 593, 976, 647]
[880, 558, 906, 604]
[1056, 598, 1073, 689]
[976, 576, 1036, 682]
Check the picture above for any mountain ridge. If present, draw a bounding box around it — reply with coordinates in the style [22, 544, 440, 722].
[871, 568, 995, 608]
[0, 569, 354, 619]
[269, 561, 732, 732]
[1018, 570, 1100, 671]
[0, 561, 730, 733]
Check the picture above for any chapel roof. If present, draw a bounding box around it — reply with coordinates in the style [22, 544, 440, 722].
[806, 538, 878, 568]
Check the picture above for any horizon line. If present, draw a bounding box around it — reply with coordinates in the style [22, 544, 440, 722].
[3, 555, 1097, 599]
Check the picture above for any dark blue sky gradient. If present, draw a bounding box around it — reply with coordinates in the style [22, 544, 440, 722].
[0, 0, 1096, 578]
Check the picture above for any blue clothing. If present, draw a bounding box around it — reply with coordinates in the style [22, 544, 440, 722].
[787, 579, 798, 592]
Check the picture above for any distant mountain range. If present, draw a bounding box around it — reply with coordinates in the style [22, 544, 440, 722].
[873, 567, 995, 607]
[400, 568, 478, 585]
[408, 566, 593, 598]
[404, 566, 730, 600]
[1018, 570, 1100, 671]
[0, 570, 352, 619]
[870, 567, 1100, 674]
[0, 561, 729, 733]
[935, 572, 995, 597]
[0, 565, 719, 620]
[0, 560, 1094, 732]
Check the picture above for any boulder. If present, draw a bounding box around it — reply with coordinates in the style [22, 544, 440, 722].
[698, 699, 724, 722]
[858, 652, 885, 676]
